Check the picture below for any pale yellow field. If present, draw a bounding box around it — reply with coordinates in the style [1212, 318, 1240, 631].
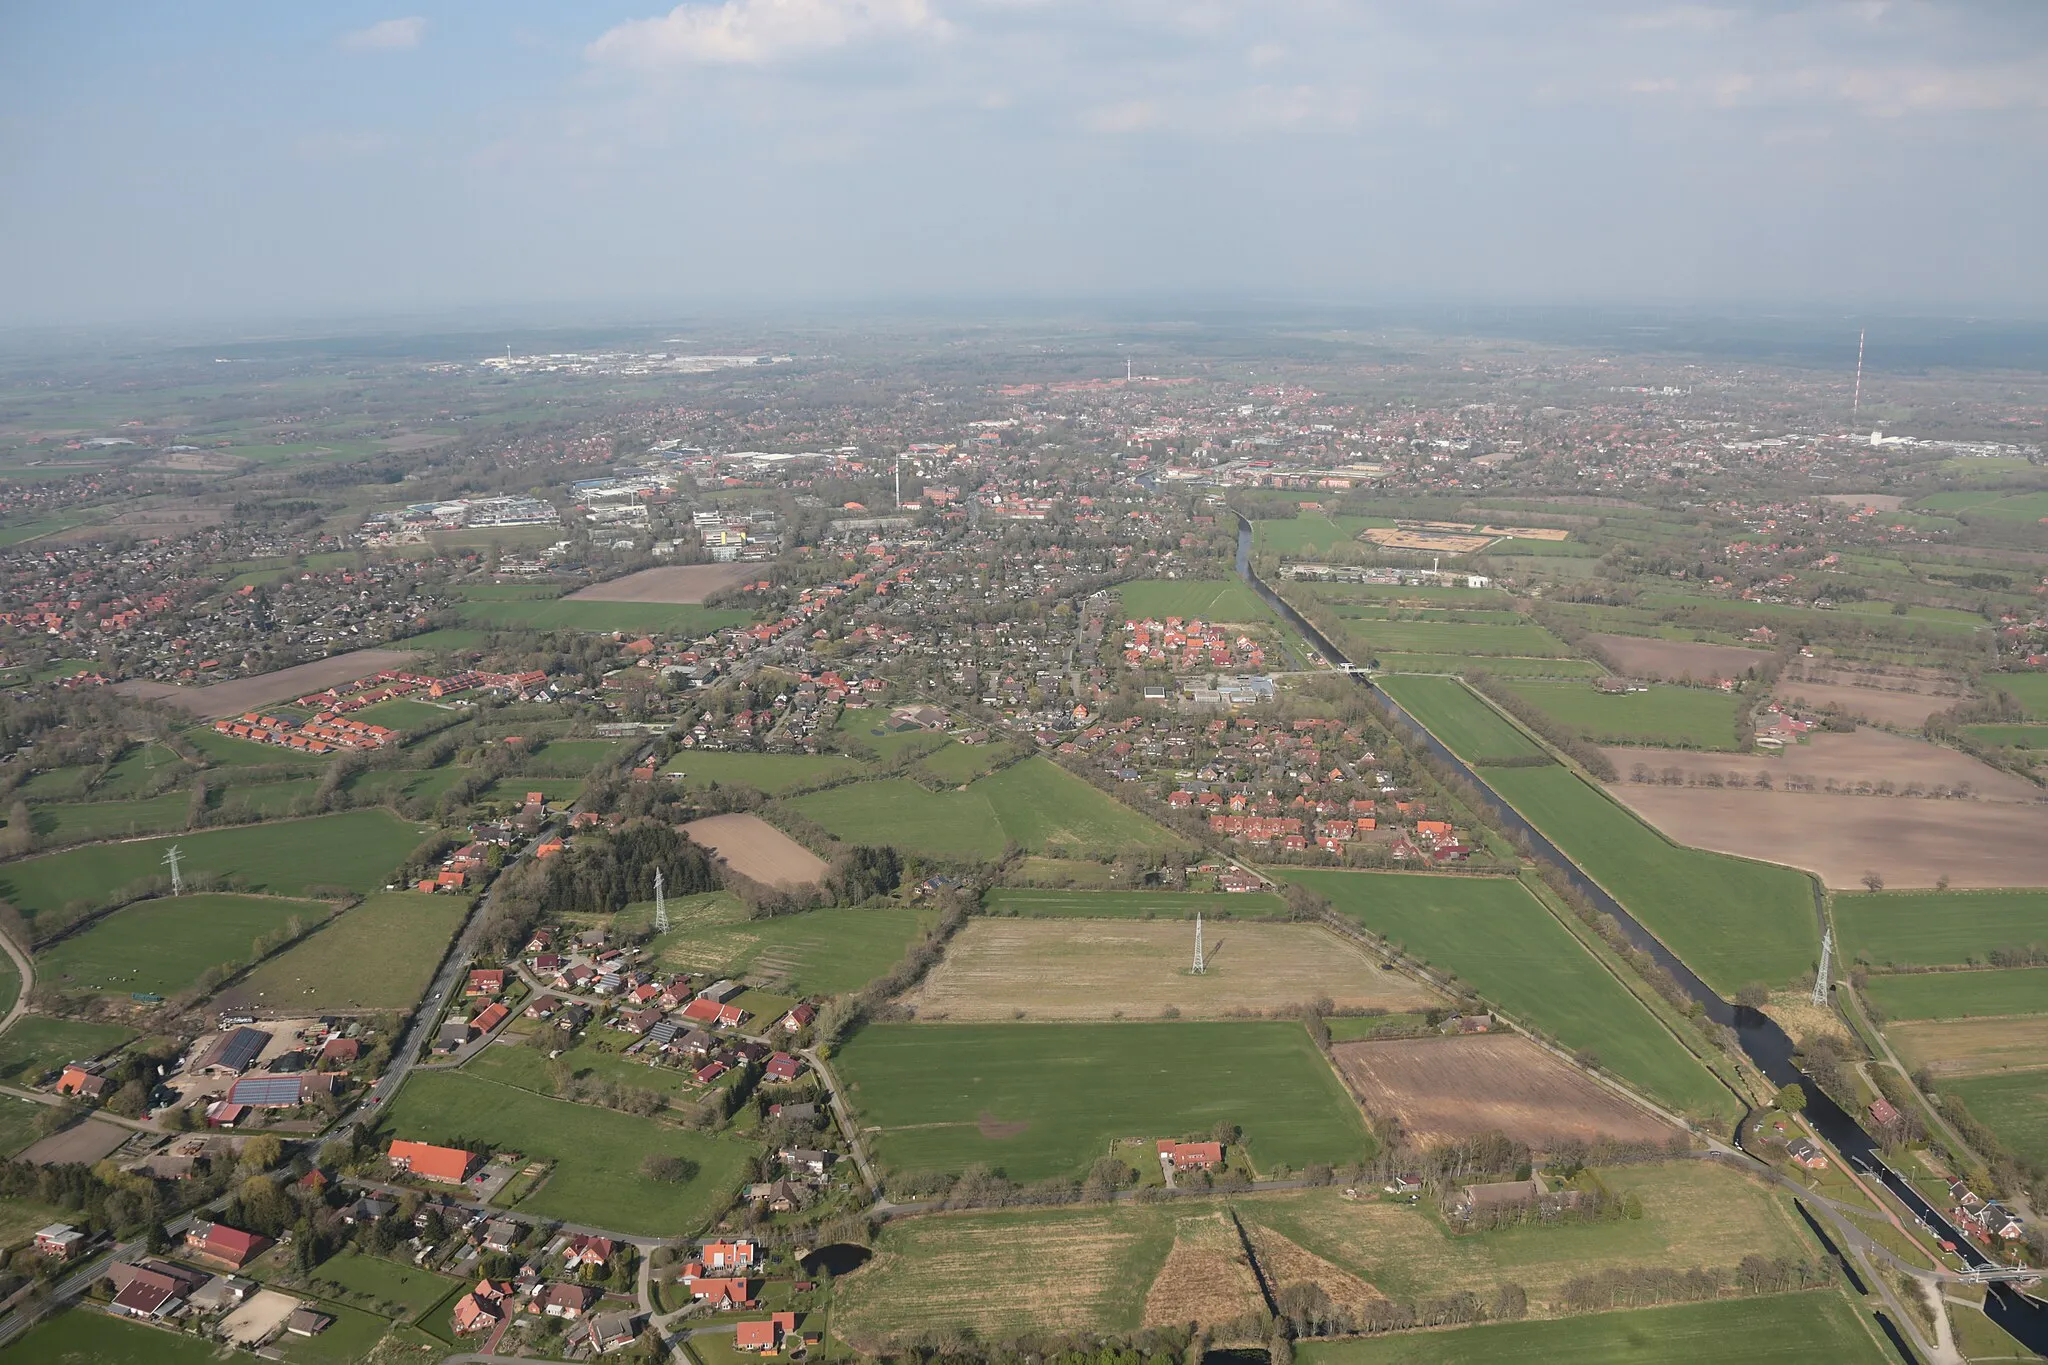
[1141, 1212, 1268, 1328]
[1888, 1015, 2048, 1077]
[901, 918, 1438, 1020]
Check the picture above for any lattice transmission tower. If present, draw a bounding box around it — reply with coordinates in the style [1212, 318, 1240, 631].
[162, 845, 185, 897]
[653, 868, 669, 936]
[1192, 910, 1206, 975]
[1812, 929, 1833, 1006]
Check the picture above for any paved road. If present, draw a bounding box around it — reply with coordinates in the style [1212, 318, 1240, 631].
[799, 1047, 878, 1200]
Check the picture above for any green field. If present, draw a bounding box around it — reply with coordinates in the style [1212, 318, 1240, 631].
[642, 904, 934, 996]
[1294, 1291, 1889, 1365]
[383, 1070, 751, 1236]
[1946, 1071, 2048, 1168]
[1981, 672, 2048, 720]
[28, 791, 190, 842]
[982, 888, 1292, 919]
[1374, 653, 1605, 679]
[0, 1015, 135, 1083]
[36, 893, 331, 999]
[458, 598, 750, 635]
[1481, 765, 1818, 996]
[16, 742, 187, 800]
[1252, 513, 1386, 557]
[1286, 871, 1733, 1120]
[1959, 723, 2048, 749]
[664, 750, 864, 794]
[1344, 620, 1574, 659]
[347, 697, 453, 730]
[182, 724, 335, 767]
[0, 1092, 48, 1157]
[268, 1300, 391, 1365]
[1861, 967, 2048, 1021]
[836, 1020, 1371, 1181]
[345, 767, 468, 804]
[223, 892, 467, 1012]
[476, 777, 584, 806]
[308, 1248, 460, 1319]
[1836, 889, 2048, 967]
[792, 758, 1181, 861]
[1117, 578, 1274, 621]
[524, 737, 623, 774]
[0, 808, 430, 937]
[1377, 675, 1545, 760]
[1503, 681, 1744, 750]
[915, 739, 1019, 785]
[1, 1308, 247, 1364]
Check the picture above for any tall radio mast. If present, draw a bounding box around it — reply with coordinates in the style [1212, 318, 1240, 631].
[1851, 328, 1866, 426]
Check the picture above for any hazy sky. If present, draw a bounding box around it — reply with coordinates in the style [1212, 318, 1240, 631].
[3, 2, 2045, 325]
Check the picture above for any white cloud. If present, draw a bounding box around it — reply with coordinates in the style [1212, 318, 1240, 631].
[1084, 99, 1165, 133]
[340, 17, 427, 53]
[587, 0, 948, 70]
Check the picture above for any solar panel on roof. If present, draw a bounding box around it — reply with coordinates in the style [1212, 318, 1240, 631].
[228, 1074, 304, 1106]
[216, 1027, 269, 1072]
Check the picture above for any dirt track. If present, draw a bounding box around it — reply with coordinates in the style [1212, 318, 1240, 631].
[114, 646, 421, 718]
[1331, 1034, 1676, 1150]
[569, 564, 754, 603]
[681, 813, 829, 887]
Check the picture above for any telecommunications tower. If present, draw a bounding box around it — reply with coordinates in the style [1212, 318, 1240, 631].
[1811, 929, 1833, 1007]
[1192, 910, 1206, 975]
[653, 868, 669, 935]
[1851, 328, 1866, 425]
[162, 844, 185, 897]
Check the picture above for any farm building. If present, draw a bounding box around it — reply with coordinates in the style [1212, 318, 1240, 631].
[388, 1139, 477, 1184]
[227, 1072, 338, 1109]
[1456, 1179, 1542, 1219]
[34, 1225, 85, 1259]
[184, 1221, 270, 1271]
[1157, 1139, 1225, 1171]
[287, 1308, 334, 1337]
[54, 1065, 110, 1099]
[191, 1027, 272, 1078]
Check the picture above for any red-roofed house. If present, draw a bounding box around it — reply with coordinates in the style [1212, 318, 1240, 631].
[701, 1240, 757, 1271]
[688, 1276, 753, 1309]
[764, 1053, 803, 1083]
[388, 1140, 477, 1184]
[184, 1221, 269, 1270]
[736, 1312, 801, 1353]
[1156, 1140, 1225, 1172]
[564, 1234, 615, 1270]
[466, 968, 507, 997]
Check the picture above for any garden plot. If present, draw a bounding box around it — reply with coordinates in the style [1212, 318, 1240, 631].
[901, 919, 1437, 1020]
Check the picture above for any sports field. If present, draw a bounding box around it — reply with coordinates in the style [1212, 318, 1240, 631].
[835, 1020, 1371, 1180]
[663, 750, 863, 794]
[0, 808, 429, 937]
[1118, 578, 1274, 621]
[36, 893, 331, 998]
[218, 892, 467, 1013]
[1376, 676, 1544, 760]
[982, 888, 1292, 919]
[384, 1070, 748, 1236]
[1503, 681, 1744, 750]
[792, 758, 1180, 861]
[1835, 889, 2048, 967]
[1860, 967, 2048, 1021]
[1286, 871, 1733, 1120]
[1481, 765, 1818, 996]
[1946, 1071, 2048, 1167]
[645, 904, 933, 996]
[903, 919, 1438, 1021]
[1295, 1291, 1887, 1365]
[0, 1015, 135, 1082]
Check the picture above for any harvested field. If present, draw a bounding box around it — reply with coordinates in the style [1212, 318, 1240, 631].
[1141, 1212, 1267, 1328]
[116, 647, 421, 718]
[1776, 661, 1971, 727]
[1243, 1222, 1384, 1316]
[568, 564, 755, 603]
[1329, 1034, 1677, 1151]
[19, 1116, 132, 1166]
[1602, 784, 2048, 890]
[1587, 634, 1769, 681]
[1605, 727, 2042, 804]
[681, 813, 829, 888]
[901, 919, 1437, 1020]
[1886, 1016, 2048, 1077]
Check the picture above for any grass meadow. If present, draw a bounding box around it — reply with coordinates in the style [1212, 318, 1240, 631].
[835, 1020, 1371, 1181]
[1285, 870, 1734, 1120]
[792, 758, 1181, 861]
[222, 892, 467, 1013]
[27, 791, 190, 842]
[664, 749, 864, 794]
[456, 596, 750, 635]
[1295, 1292, 1888, 1365]
[0, 1015, 135, 1083]
[1117, 578, 1275, 621]
[1946, 1071, 2048, 1168]
[0, 808, 428, 938]
[1860, 967, 2048, 1021]
[4, 1308, 246, 1365]
[982, 888, 1292, 919]
[1343, 619, 1575, 659]
[1376, 675, 1545, 760]
[1481, 765, 1818, 996]
[346, 697, 453, 730]
[641, 904, 933, 996]
[35, 893, 331, 999]
[1981, 671, 2048, 720]
[1373, 653, 1605, 679]
[1835, 889, 2048, 967]
[307, 1248, 460, 1320]
[382, 1070, 751, 1236]
[1502, 681, 1744, 751]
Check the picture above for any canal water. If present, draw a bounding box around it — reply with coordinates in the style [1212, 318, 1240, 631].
[1234, 521, 2047, 1350]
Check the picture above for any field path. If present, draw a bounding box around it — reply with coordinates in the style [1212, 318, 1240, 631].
[0, 922, 33, 1042]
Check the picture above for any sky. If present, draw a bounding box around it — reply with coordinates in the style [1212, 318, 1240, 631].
[2, 1, 2046, 326]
